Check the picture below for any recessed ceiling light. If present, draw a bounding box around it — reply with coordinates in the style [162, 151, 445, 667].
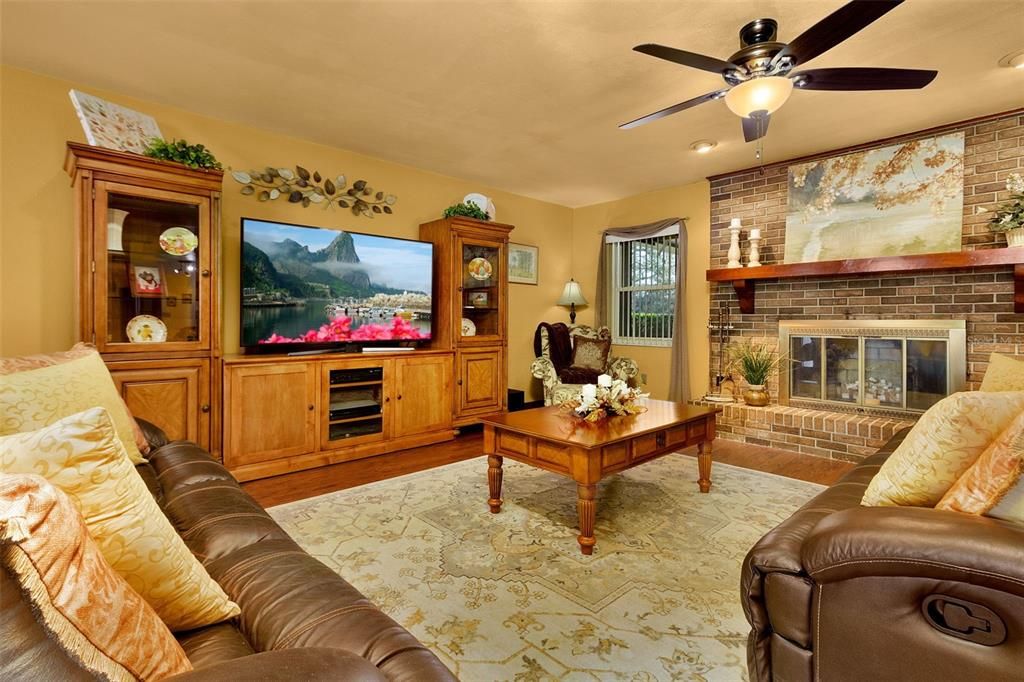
[998, 48, 1024, 69]
[690, 140, 717, 153]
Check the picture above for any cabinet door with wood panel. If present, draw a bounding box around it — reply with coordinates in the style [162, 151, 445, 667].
[394, 355, 453, 437]
[457, 347, 503, 417]
[108, 359, 210, 447]
[224, 362, 317, 469]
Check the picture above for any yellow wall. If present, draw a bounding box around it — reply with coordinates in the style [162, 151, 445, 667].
[571, 183, 711, 401]
[0, 65, 573, 401]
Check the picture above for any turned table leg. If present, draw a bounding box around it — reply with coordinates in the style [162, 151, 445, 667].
[487, 454, 504, 513]
[697, 440, 713, 493]
[576, 483, 597, 555]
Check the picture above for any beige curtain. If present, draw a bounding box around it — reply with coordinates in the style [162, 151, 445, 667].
[595, 218, 689, 402]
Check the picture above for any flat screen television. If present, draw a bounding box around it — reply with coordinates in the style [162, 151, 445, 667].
[240, 218, 433, 351]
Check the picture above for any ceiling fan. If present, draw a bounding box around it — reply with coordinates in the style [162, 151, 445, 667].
[620, 0, 937, 142]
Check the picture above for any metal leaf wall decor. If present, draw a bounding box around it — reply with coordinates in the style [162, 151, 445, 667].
[230, 165, 397, 217]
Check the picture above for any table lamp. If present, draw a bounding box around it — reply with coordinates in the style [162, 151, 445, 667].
[556, 279, 587, 324]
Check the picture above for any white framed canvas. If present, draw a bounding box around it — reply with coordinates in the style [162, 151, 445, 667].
[508, 242, 539, 284]
[785, 132, 964, 263]
[69, 89, 163, 154]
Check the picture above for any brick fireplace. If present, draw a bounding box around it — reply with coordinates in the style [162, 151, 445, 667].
[704, 110, 1024, 462]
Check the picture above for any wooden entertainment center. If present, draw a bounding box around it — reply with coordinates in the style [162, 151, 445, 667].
[68, 141, 513, 482]
[222, 350, 454, 481]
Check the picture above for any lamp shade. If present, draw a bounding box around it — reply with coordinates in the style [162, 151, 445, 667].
[724, 76, 794, 118]
[556, 279, 587, 307]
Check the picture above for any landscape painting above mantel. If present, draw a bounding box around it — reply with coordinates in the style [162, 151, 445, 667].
[784, 132, 964, 264]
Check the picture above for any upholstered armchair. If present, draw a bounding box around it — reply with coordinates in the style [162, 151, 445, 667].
[530, 323, 639, 406]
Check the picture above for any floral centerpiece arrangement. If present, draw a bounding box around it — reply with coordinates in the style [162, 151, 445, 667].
[562, 374, 648, 423]
[979, 173, 1024, 247]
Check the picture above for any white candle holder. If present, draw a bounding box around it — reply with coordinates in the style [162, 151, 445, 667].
[747, 228, 762, 267]
[727, 219, 742, 268]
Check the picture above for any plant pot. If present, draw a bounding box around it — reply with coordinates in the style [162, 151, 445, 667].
[743, 384, 770, 407]
[1005, 227, 1024, 248]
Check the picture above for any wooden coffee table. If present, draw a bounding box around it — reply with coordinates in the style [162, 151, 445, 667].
[481, 400, 721, 555]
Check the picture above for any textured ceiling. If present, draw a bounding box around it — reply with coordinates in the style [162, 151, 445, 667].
[2, 0, 1022, 207]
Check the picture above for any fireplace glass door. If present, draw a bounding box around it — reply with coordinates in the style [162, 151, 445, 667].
[779, 321, 965, 416]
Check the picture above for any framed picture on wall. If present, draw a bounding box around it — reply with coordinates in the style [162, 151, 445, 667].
[508, 242, 539, 285]
[129, 263, 165, 298]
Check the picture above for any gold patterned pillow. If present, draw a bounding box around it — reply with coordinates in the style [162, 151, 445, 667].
[979, 353, 1024, 392]
[937, 410, 1024, 523]
[0, 351, 145, 464]
[0, 473, 192, 680]
[862, 391, 1024, 507]
[0, 343, 150, 456]
[0, 407, 240, 631]
[571, 336, 611, 372]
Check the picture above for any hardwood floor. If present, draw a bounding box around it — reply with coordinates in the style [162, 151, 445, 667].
[242, 428, 855, 507]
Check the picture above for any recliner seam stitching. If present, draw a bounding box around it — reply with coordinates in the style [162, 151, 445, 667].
[164, 484, 241, 507]
[811, 558, 1024, 586]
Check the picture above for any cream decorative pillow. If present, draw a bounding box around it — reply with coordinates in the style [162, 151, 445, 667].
[0, 473, 192, 680]
[0, 407, 239, 631]
[937, 410, 1024, 523]
[979, 352, 1024, 392]
[0, 342, 150, 456]
[0, 351, 145, 464]
[862, 391, 1024, 507]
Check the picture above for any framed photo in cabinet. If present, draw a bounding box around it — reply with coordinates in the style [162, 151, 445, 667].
[129, 263, 166, 297]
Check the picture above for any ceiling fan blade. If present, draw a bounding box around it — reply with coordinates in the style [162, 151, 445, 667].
[742, 114, 770, 143]
[619, 90, 727, 130]
[633, 44, 739, 76]
[793, 67, 937, 91]
[773, 0, 904, 67]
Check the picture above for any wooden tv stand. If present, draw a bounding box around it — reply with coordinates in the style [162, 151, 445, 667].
[222, 350, 455, 482]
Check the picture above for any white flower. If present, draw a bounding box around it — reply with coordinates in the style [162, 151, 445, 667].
[1007, 173, 1024, 194]
[597, 373, 612, 388]
[976, 206, 988, 214]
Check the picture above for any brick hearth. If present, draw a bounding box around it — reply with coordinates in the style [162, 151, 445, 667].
[705, 111, 1024, 462]
[696, 401, 914, 463]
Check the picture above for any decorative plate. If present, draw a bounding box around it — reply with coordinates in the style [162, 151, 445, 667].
[467, 257, 493, 280]
[461, 317, 476, 337]
[126, 315, 167, 343]
[159, 227, 198, 256]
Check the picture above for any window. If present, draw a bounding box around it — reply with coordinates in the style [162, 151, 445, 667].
[605, 224, 679, 347]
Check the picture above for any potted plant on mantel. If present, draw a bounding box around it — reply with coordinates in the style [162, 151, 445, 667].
[728, 339, 788, 407]
[982, 172, 1024, 247]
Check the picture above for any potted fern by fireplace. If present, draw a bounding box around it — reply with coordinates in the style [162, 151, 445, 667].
[982, 173, 1024, 247]
[728, 339, 787, 407]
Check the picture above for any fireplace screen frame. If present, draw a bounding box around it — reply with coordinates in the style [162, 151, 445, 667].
[778, 320, 967, 416]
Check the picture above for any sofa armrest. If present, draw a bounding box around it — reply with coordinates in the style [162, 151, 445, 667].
[803, 506, 1024, 598]
[607, 356, 639, 383]
[134, 417, 170, 451]
[167, 649, 387, 682]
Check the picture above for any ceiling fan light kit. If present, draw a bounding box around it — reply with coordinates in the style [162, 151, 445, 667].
[724, 76, 793, 118]
[621, 0, 937, 145]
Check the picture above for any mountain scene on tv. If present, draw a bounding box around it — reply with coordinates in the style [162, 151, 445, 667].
[241, 220, 432, 345]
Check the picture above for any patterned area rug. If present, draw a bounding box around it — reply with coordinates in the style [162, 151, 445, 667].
[269, 454, 822, 681]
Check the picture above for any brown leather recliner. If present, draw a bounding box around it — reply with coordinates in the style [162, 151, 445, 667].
[741, 428, 1024, 682]
[1, 420, 456, 682]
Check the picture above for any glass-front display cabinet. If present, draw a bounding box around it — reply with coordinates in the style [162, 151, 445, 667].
[65, 142, 223, 452]
[458, 236, 503, 342]
[95, 184, 211, 352]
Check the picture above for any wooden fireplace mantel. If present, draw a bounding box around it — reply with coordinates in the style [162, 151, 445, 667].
[706, 249, 1024, 314]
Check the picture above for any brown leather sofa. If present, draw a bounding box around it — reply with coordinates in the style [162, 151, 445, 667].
[742, 429, 1024, 682]
[1, 421, 456, 681]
